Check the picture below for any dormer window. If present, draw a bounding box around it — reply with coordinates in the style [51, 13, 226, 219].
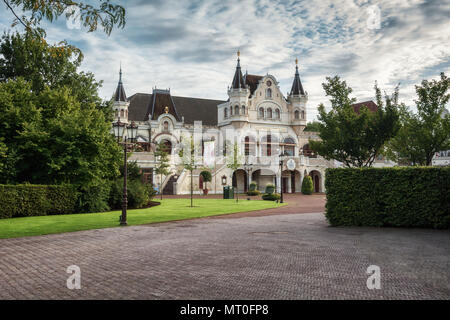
[266, 88, 272, 99]
[163, 121, 169, 132]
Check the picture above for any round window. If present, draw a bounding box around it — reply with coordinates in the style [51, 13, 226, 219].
[267, 80, 272, 87]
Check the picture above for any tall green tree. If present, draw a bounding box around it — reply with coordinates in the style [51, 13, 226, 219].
[0, 32, 112, 119]
[155, 141, 171, 200]
[386, 73, 450, 166]
[310, 76, 400, 167]
[178, 135, 198, 207]
[3, 0, 125, 35]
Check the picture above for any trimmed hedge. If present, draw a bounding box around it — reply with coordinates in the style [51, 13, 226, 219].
[262, 193, 281, 201]
[0, 184, 77, 219]
[325, 167, 450, 229]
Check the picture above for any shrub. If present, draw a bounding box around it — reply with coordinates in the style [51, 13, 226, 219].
[0, 184, 77, 219]
[301, 176, 314, 195]
[265, 184, 275, 194]
[249, 181, 257, 191]
[325, 167, 450, 229]
[109, 179, 155, 210]
[247, 190, 261, 196]
[262, 193, 281, 201]
[200, 170, 212, 190]
[76, 184, 111, 213]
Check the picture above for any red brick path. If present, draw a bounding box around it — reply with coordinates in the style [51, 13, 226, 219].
[161, 193, 326, 219]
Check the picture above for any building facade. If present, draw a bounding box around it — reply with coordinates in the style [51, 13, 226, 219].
[112, 53, 335, 195]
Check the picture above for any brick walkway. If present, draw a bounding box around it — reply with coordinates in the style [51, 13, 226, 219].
[1, 195, 449, 299]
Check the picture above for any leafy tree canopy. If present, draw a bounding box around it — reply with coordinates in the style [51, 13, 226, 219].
[304, 121, 321, 132]
[309, 76, 400, 168]
[385, 73, 450, 166]
[3, 0, 125, 36]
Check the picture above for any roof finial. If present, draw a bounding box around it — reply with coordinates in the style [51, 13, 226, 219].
[295, 58, 298, 66]
[237, 49, 240, 58]
[119, 62, 123, 83]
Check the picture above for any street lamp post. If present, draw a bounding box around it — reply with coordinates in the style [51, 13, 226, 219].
[112, 118, 138, 226]
[279, 150, 287, 204]
[244, 159, 252, 193]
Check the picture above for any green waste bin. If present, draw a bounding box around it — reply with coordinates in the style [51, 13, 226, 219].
[223, 186, 235, 199]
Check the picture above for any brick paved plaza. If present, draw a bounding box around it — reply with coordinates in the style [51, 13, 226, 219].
[0, 194, 449, 300]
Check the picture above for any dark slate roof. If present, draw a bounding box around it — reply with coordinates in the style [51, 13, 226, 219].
[127, 93, 225, 126]
[352, 100, 378, 114]
[149, 90, 181, 122]
[245, 74, 263, 97]
[290, 65, 305, 96]
[114, 69, 127, 102]
[231, 57, 245, 89]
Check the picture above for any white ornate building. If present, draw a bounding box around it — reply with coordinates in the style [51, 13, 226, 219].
[111, 53, 335, 194]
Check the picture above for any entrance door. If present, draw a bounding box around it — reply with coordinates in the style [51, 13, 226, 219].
[290, 172, 296, 193]
[282, 177, 288, 194]
[314, 175, 320, 192]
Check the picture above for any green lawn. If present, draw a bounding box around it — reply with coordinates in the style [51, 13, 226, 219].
[0, 198, 285, 239]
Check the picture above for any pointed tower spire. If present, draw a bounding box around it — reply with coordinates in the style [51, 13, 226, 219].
[290, 58, 305, 96]
[231, 50, 245, 89]
[114, 65, 127, 102]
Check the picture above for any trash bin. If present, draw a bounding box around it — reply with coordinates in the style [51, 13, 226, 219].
[223, 186, 229, 199]
[223, 186, 235, 199]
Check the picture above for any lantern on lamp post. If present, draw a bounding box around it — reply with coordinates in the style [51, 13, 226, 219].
[113, 118, 138, 226]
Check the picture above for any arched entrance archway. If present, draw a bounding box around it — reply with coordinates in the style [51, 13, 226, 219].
[232, 169, 247, 193]
[251, 168, 276, 192]
[309, 170, 321, 193]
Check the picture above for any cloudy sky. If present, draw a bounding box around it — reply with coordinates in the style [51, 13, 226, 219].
[1, 0, 449, 120]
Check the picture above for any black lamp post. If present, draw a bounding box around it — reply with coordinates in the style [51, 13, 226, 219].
[112, 118, 138, 226]
[279, 150, 287, 204]
[244, 159, 252, 193]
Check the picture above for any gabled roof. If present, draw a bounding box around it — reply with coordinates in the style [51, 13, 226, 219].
[127, 93, 226, 126]
[148, 90, 181, 122]
[114, 68, 127, 102]
[352, 100, 378, 114]
[244, 74, 263, 97]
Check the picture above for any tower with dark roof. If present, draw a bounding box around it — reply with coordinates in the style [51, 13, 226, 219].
[288, 59, 308, 126]
[226, 50, 249, 122]
[113, 66, 130, 123]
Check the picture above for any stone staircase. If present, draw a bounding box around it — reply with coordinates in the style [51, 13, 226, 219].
[162, 175, 178, 195]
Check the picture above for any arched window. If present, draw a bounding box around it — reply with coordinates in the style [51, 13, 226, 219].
[241, 105, 246, 115]
[163, 121, 169, 132]
[244, 136, 256, 156]
[224, 108, 228, 118]
[115, 110, 118, 118]
[120, 109, 124, 117]
[259, 107, 264, 119]
[125, 110, 128, 118]
[230, 106, 233, 116]
[301, 110, 305, 119]
[266, 88, 272, 99]
[303, 143, 314, 157]
[262, 135, 278, 156]
[284, 137, 295, 156]
[275, 109, 280, 119]
[294, 110, 300, 119]
[235, 105, 239, 115]
[267, 108, 273, 119]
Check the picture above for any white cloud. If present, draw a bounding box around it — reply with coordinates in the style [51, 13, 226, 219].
[1, 0, 449, 121]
